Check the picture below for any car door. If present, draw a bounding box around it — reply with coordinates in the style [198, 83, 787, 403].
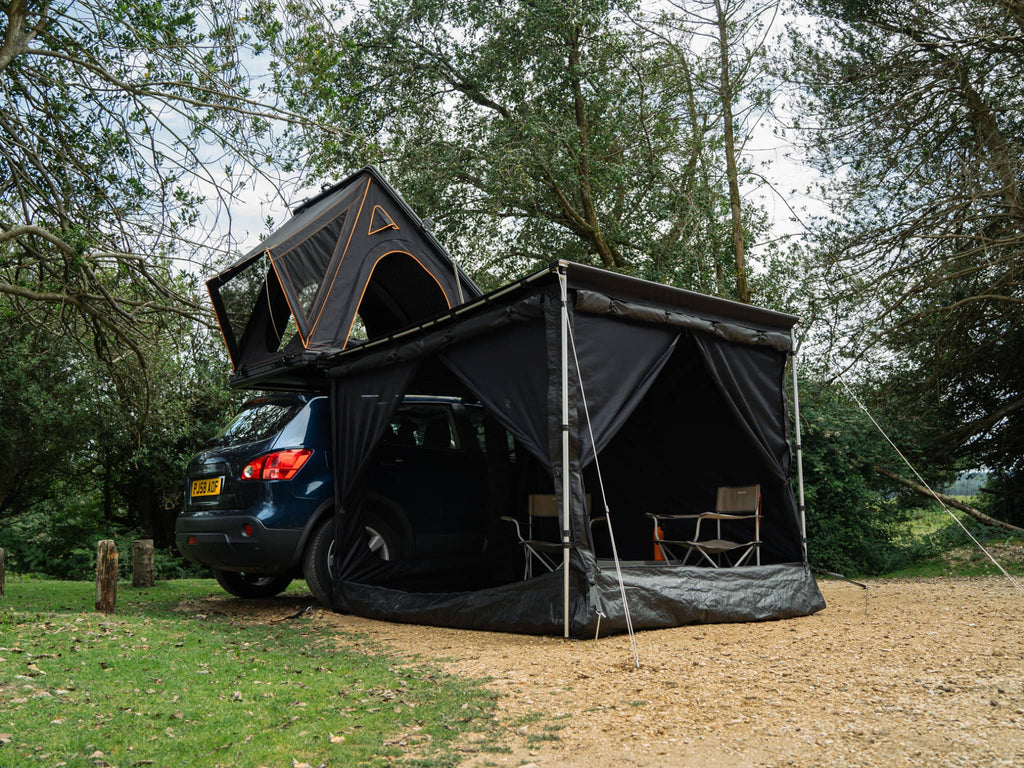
[366, 400, 488, 559]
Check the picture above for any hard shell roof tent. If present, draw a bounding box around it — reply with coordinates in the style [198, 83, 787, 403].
[206, 166, 480, 390]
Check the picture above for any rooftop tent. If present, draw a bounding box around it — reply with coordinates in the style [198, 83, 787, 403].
[205, 167, 480, 389]
[322, 262, 825, 637]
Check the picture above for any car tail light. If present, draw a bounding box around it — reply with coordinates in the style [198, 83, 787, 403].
[240, 449, 312, 481]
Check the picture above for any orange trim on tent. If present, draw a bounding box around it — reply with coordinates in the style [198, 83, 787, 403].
[341, 250, 453, 350]
[264, 249, 310, 348]
[269, 177, 369, 347]
[306, 177, 373, 341]
[367, 204, 400, 235]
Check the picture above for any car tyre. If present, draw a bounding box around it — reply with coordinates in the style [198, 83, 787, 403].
[213, 569, 292, 599]
[303, 512, 406, 605]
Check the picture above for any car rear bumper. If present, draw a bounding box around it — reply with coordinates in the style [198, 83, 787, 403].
[175, 514, 302, 574]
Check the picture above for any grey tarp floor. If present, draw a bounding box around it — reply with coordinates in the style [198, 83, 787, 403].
[195, 576, 1024, 767]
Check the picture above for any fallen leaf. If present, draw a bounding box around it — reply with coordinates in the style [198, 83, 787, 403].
[231, 691, 243, 701]
[291, 760, 313, 768]
[329, 733, 345, 744]
[0, 734, 12, 745]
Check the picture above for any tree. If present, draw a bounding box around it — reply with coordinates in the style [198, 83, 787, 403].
[653, 0, 782, 303]
[783, 0, 1024, 519]
[0, 0, 345, 398]
[255, 0, 775, 296]
[1, 1, 341, 553]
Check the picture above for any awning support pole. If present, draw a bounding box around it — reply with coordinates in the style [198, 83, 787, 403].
[558, 269, 572, 637]
[791, 349, 808, 561]
[558, 269, 571, 639]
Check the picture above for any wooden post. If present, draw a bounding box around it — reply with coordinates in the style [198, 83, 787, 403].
[132, 539, 155, 588]
[0, 548, 5, 597]
[95, 540, 118, 613]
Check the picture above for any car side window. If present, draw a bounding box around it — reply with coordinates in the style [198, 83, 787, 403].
[216, 401, 301, 446]
[383, 404, 459, 450]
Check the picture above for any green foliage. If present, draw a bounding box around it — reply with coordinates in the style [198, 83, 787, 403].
[782, 0, 1024, 523]
[797, 373, 915, 576]
[0, 492, 205, 580]
[979, 471, 1024, 529]
[0, 578, 499, 767]
[0, 297, 242, 556]
[256, 0, 773, 297]
[883, 503, 1024, 578]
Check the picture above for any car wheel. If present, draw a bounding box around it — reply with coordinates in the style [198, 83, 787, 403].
[213, 569, 292, 599]
[303, 512, 406, 605]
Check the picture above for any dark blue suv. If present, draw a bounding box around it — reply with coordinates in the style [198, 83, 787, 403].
[175, 394, 490, 602]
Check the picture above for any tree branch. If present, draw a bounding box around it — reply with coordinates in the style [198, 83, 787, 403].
[874, 465, 1024, 533]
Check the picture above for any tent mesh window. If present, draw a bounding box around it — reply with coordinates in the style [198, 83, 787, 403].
[275, 209, 348, 324]
[218, 252, 269, 347]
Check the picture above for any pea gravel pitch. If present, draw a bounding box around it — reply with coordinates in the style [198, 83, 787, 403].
[205, 577, 1024, 767]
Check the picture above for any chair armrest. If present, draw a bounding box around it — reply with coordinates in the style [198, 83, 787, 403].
[499, 516, 523, 538]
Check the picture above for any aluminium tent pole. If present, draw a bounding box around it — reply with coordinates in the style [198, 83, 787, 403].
[791, 350, 808, 561]
[559, 268, 571, 639]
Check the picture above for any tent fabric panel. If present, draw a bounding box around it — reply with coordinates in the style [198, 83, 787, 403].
[577, 333, 803, 564]
[574, 290, 794, 352]
[569, 312, 680, 465]
[692, 333, 805, 562]
[331, 564, 823, 636]
[440, 318, 551, 467]
[312, 242, 458, 352]
[328, 295, 545, 378]
[256, 175, 368, 262]
[692, 334, 792, 481]
[329, 360, 419, 593]
[269, 210, 352, 337]
[334, 569, 594, 636]
[543, 292, 598, 577]
[584, 563, 825, 634]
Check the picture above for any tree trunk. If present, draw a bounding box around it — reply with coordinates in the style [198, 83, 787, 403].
[716, 0, 750, 303]
[0, 548, 5, 597]
[132, 539, 155, 587]
[95, 540, 118, 613]
[874, 465, 1024, 533]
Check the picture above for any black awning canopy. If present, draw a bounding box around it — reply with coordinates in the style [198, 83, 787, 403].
[318, 263, 823, 636]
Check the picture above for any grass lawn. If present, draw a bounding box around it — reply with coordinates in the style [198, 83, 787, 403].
[883, 501, 1024, 579]
[0, 578, 499, 767]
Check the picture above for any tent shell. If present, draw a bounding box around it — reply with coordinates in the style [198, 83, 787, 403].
[205, 166, 480, 391]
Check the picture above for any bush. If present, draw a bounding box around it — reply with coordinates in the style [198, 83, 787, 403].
[797, 375, 915, 576]
[0, 493, 205, 580]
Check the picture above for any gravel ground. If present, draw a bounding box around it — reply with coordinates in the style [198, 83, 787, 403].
[212, 577, 1024, 767]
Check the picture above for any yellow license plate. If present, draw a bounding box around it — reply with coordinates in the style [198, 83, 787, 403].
[191, 477, 223, 497]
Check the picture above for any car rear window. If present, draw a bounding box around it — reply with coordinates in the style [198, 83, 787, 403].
[216, 401, 302, 446]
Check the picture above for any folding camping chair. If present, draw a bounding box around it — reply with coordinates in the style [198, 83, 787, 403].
[501, 494, 562, 579]
[647, 485, 762, 567]
[501, 494, 593, 579]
